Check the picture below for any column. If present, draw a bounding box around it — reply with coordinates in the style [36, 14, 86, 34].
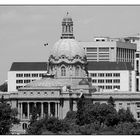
[57, 103, 60, 118]
[123, 48, 124, 61]
[17, 103, 20, 119]
[48, 102, 50, 116]
[21, 102, 23, 120]
[41, 102, 44, 118]
[120, 48, 121, 61]
[27, 102, 30, 119]
[55, 102, 57, 118]
[59, 102, 63, 119]
[58, 102, 60, 119]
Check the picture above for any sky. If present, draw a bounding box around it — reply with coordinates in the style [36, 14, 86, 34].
[1, 5, 140, 84]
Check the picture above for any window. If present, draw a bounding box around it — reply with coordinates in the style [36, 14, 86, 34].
[92, 79, 97, 83]
[37, 92, 40, 94]
[106, 86, 112, 89]
[99, 47, 109, 52]
[106, 79, 112, 83]
[30, 92, 33, 94]
[98, 79, 104, 83]
[106, 73, 112, 77]
[99, 86, 104, 89]
[90, 73, 97, 77]
[16, 74, 23, 77]
[39, 74, 43, 77]
[87, 48, 97, 52]
[24, 80, 31, 83]
[44, 92, 47, 95]
[32, 73, 38, 77]
[51, 92, 54, 94]
[61, 66, 66, 76]
[16, 86, 22, 89]
[113, 85, 120, 89]
[136, 54, 140, 58]
[113, 79, 120, 83]
[75, 66, 80, 76]
[137, 103, 140, 108]
[113, 73, 120, 77]
[16, 80, 23, 84]
[136, 60, 139, 71]
[98, 73, 104, 77]
[24, 74, 30, 77]
[137, 112, 140, 118]
[23, 92, 26, 94]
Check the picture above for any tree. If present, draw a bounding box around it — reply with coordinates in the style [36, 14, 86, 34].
[76, 94, 92, 125]
[0, 96, 19, 135]
[64, 111, 77, 124]
[44, 117, 69, 134]
[26, 106, 39, 134]
[115, 122, 135, 135]
[0, 82, 7, 92]
[29, 106, 38, 125]
[118, 108, 136, 123]
[78, 102, 119, 127]
[107, 96, 115, 107]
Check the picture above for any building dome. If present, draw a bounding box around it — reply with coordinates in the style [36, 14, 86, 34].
[25, 77, 83, 88]
[50, 39, 85, 60]
[79, 78, 89, 85]
[62, 13, 72, 22]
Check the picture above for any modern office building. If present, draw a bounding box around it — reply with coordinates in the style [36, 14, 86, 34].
[8, 62, 47, 92]
[80, 37, 136, 66]
[88, 61, 136, 92]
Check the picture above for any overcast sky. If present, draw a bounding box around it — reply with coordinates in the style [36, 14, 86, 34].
[1, 5, 140, 84]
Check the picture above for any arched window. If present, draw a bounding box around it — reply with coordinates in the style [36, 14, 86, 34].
[75, 66, 80, 76]
[61, 66, 66, 76]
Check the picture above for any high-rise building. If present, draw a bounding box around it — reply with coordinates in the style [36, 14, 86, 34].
[80, 36, 136, 66]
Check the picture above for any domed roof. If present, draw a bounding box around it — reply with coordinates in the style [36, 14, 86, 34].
[79, 78, 89, 85]
[50, 39, 85, 59]
[26, 78, 67, 88]
[25, 77, 82, 88]
[62, 12, 72, 22]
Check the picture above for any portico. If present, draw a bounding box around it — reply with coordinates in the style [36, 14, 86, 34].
[18, 101, 60, 120]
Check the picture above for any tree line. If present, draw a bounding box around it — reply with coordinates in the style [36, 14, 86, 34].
[26, 95, 140, 135]
[0, 95, 140, 135]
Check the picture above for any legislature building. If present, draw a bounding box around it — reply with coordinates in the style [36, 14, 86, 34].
[2, 13, 140, 133]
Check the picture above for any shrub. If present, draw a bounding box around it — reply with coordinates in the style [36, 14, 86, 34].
[64, 111, 77, 124]
[44, 117, 69, 134]
[115, 122, 135, 135]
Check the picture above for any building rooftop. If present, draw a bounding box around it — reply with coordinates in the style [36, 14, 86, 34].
[10, 62, 48, 71]
[87, 62, 133, 71]
[9, 61, 133, 71]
